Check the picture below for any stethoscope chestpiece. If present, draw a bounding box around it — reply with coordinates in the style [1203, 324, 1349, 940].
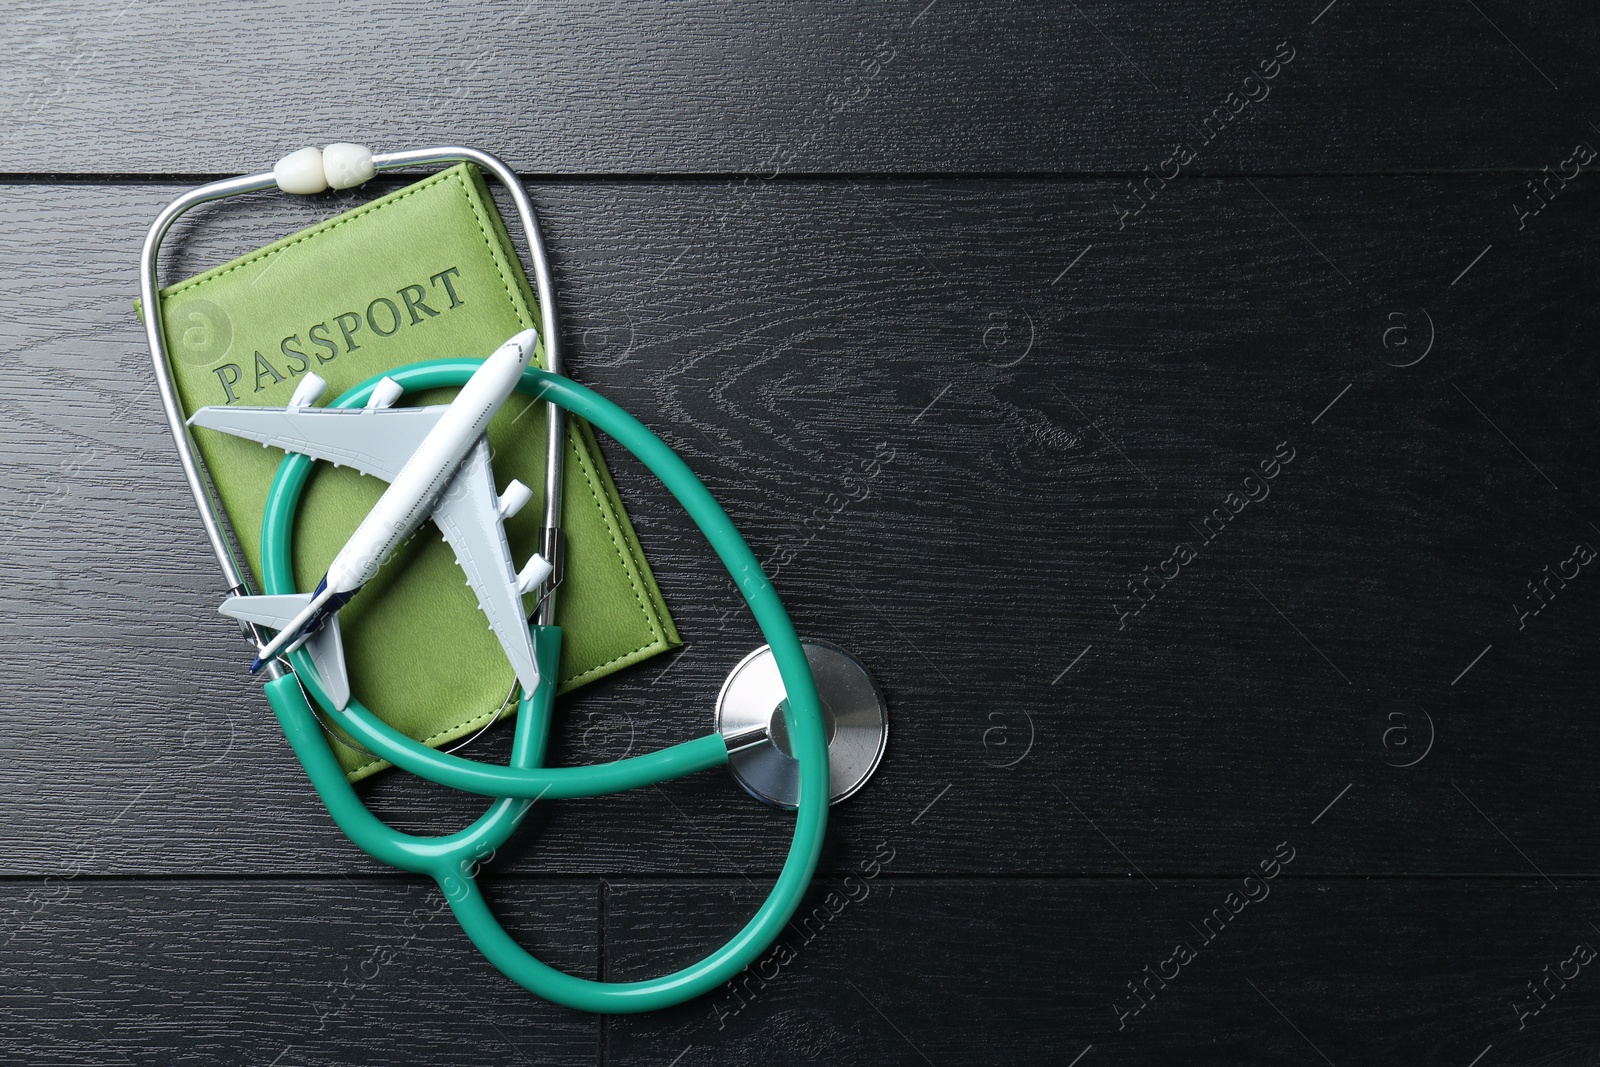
[715, 639, 888, 809]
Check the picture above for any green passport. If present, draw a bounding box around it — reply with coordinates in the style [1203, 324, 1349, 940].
[146, 163, 680, 781]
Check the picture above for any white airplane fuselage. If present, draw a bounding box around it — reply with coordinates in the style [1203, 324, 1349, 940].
[252, 332, 535, 667]
[327, 337, 531, 593]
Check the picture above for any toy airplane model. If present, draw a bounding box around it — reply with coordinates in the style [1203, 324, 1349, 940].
[187, 329, 552, 709]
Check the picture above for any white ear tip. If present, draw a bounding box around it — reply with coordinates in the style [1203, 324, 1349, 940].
[274, 146, 327, 195]
[322, 142, 375, 190]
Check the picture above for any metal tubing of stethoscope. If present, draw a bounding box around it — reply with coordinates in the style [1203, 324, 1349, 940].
[141, 147, 568, 642]
[140, 172, 290, 675]
[139, 171, 280, 595]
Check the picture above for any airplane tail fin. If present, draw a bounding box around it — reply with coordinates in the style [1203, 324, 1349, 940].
[220, 592, 352, 710]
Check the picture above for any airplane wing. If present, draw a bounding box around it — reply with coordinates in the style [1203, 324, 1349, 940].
[188, 404, 446, 482]
[430, 438, 541, 696]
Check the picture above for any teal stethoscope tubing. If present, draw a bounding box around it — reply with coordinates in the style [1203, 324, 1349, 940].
[259, 359, 829, 1012]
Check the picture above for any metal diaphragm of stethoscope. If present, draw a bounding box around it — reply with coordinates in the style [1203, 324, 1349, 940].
[138, 144, 888, 1012]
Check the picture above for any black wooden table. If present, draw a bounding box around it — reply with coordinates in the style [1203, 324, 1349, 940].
[3, 2, 1598, 1063]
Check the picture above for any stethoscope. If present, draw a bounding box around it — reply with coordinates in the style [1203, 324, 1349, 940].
[138, 144, 888, 1012]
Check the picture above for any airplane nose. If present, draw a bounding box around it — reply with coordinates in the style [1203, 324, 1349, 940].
[506, 328, 539, 364]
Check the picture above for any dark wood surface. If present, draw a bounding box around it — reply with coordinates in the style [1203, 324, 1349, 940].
[2, 1, 1598, 1063]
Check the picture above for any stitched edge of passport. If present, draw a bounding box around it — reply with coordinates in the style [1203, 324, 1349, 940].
[573, 415, 681, 647]
[453, 165, 536, 334]
[156, 164, 675, 777]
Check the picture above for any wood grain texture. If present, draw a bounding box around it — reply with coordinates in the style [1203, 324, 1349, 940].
[0, 878, 601, 1065]
[3, 1, 1598, 175]
[604, 877, 1600, 1065]
[6, 875, 1598, 1064]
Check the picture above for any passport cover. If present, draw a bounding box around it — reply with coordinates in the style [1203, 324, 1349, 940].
[144, 163, 680, 780]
